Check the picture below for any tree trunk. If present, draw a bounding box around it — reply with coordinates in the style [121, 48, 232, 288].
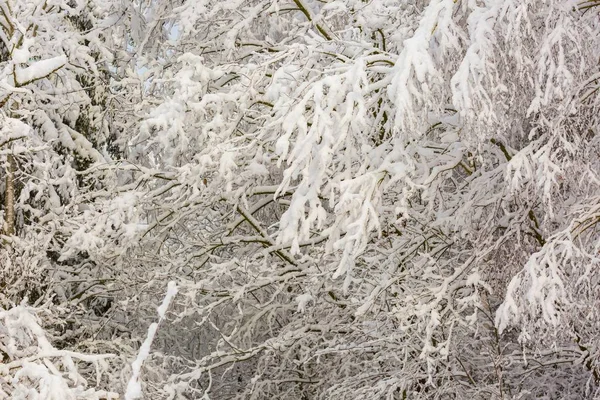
[4, 154, 15, 236]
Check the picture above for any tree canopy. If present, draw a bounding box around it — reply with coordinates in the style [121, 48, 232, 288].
[0, 0, 599, 399]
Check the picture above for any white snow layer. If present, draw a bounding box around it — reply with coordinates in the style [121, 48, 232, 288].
[125, 281, 177, 400]
[15, 55, 67, 85]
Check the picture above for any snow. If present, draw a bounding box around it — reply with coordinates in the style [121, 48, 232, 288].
[295, 293, 313, 313]
[0, 117, 30, 143]
[125, 282, 177, 400]
[157, 281, 178, 318]
[12, 38, 34, 64]
[125, 322, 158, 400]
[15, 55, 67, 85]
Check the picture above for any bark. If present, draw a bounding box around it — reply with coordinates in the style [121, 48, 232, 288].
[4, 154, 14, 235]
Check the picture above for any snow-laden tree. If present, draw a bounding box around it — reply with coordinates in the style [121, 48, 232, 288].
[0, 0, 135, 301]
[0, 0, 139, 395]
[0, 304, 118, 399]
[28, 0, 600, 398]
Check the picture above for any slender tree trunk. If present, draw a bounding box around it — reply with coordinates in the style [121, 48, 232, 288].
[4, 154, 15, 235]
